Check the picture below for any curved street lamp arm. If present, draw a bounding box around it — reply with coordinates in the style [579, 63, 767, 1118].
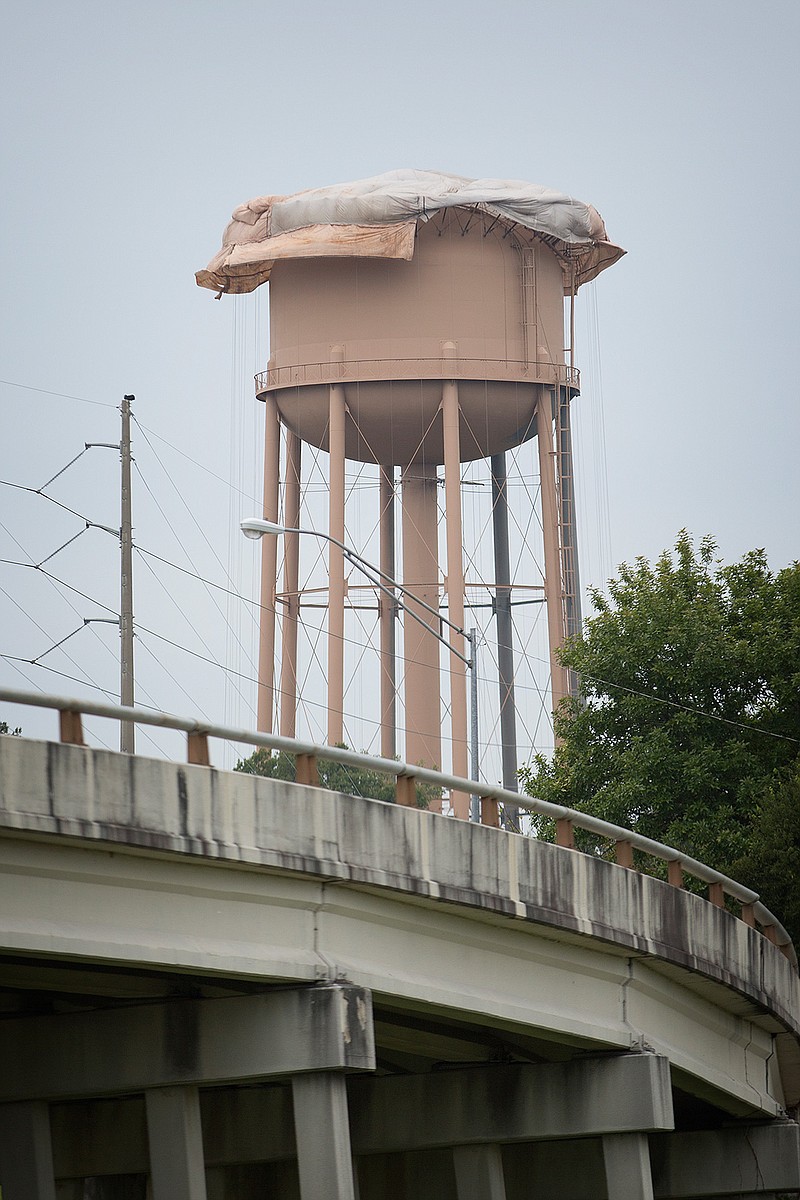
[241, 518, 472, 665]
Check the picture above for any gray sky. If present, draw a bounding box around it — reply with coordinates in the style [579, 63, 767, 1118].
[2, 0, 798, 768]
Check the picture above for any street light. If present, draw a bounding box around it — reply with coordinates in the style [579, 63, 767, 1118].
[241, 517, 480, 815]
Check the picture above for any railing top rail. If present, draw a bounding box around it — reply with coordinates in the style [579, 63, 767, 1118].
[0, 685, 793, 963]
[254, 357, 581, 391]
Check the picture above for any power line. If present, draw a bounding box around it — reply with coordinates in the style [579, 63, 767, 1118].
[131, 415, 261, 505]
[582, 673, 800, 746]
[0, 478, 118, 532]
[131, 448, 259, 657]
[508, 653, 800, 747]
[135, 551, 255, 715]
[0, 558, 118, 616]
[0, 380, 117, 409]
[134, 639, 250, 764]
[0, 652, 118, 702]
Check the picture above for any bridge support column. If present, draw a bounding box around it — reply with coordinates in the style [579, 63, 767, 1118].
[0, 1100, 57, 1200]
[602, 1132, 654, 1199]
[146, 1086, 207, 1200]
[453, 1144, 506, 1200]
[292, 1072, 357, 1200]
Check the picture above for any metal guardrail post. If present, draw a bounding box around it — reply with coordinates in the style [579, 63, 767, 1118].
[187, 732, 211, 766]
[295, 753, 319, 787]
[555, 818, 574, 849]
[668, 861, 684, 889]
[395, 774, 417, 807]
[59, 710, 85, 747]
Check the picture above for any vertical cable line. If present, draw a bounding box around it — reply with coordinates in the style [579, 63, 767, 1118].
[131, 418, 260, 635]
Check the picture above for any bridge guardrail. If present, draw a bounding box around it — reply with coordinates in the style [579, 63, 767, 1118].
[0, 685, 793, 967]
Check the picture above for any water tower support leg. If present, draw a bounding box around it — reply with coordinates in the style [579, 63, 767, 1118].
[556, 386, 582, 642]
[490, 451, 520, 828]
[442, 378, 469, 818]
[328, 382, 347, 746]
[280, 429, 302, 738]
[257, 394, 280, 732]
[379, 466, 397, 760]
[536, 386, 569, 719]
[556, 386, 583, 701]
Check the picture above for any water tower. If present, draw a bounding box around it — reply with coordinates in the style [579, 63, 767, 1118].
[198, 170, 623, 816]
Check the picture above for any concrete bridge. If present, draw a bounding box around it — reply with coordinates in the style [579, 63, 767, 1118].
[0, 704, 799, 1198]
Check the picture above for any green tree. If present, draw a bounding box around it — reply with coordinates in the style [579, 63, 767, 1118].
[736, 760, 800, 943]
[0, 721, 21, 736]
[235, 745, 436, 808]
[520, 533, 800, 934]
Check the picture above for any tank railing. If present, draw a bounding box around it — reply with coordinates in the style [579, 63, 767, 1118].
[0, 685, 794, 968]
[255, 357, 581, 394]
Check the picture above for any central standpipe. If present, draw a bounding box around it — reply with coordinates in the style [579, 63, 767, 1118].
[441, 351, 469, 818]
[401, 465, 442, 775]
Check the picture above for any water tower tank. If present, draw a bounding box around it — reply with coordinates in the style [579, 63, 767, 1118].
[198, 171, 623, 815]
[265, 213, 566, 466]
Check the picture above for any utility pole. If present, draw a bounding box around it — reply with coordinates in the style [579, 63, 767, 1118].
[120, 395, 135, 753]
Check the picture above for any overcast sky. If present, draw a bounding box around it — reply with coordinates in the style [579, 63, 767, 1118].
[2, 0, 798, 769]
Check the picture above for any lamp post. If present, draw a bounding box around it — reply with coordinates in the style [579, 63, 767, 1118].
[241, 517, 481, 813]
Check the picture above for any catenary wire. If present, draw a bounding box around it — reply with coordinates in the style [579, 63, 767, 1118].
[0, 380, 117, 409]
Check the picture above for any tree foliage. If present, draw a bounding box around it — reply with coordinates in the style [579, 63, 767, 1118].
[520, 533, 800, 935]
[235, 745, 437, 808]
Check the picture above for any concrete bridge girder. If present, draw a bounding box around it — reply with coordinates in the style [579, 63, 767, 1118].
[0, 829, 786, 1119]
[0, 986, 375, 1103]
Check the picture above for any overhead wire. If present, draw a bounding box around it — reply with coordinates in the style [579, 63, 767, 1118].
[132, 463, 257, 676]
[1, 383, 257, 754]
[134, 550, 255, 718]
[0, 512, 174, 754]
[0, 380, 117, 409]
[1, 557, 119, 616]
[0, 580, 110, 695]
[1, 471, 243, 752]
[0, 478, 115, 530]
